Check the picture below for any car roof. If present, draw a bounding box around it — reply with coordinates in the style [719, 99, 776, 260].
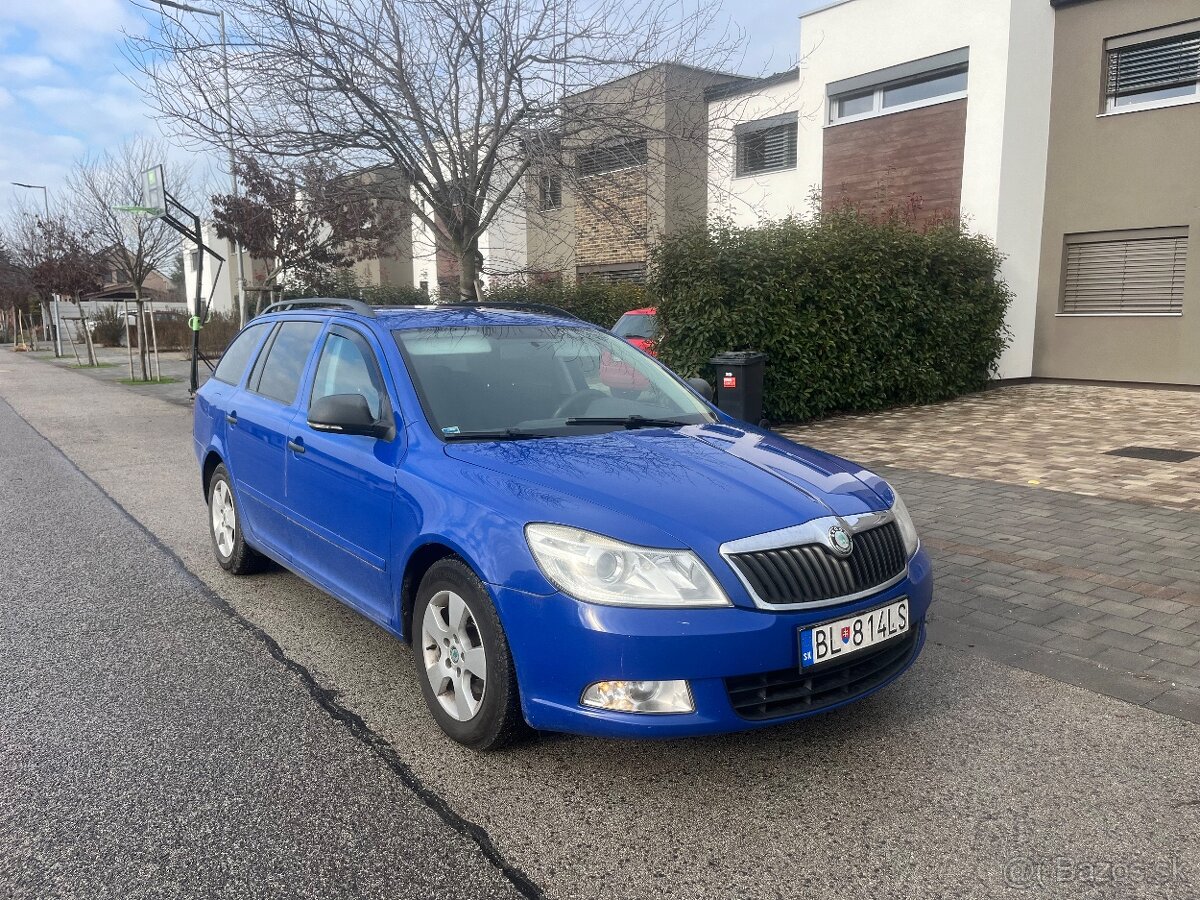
[620, 307, 657, 317]
[257, 298, 591, 331]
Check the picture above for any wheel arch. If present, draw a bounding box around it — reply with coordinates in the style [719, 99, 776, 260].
[400, 542, 465, 643]
[201, 450, 224, 500]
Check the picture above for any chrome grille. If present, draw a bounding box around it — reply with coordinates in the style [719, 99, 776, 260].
[726, 521, 906, 607]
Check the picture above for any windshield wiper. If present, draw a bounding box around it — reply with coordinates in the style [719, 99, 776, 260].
[442, 428, 553, 442]
[564, 415, 690, 429]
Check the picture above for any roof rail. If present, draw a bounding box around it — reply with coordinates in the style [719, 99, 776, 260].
[438, 301, 581, 321]
[260, 297, 376, 317]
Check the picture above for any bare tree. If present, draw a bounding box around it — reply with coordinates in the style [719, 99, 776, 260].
[67, 136, 190, 380]
[127, 0, 741, 298]
[5, 212, 104, 364]
[210, 155, 402, 313]
[0, 239, 35, 346]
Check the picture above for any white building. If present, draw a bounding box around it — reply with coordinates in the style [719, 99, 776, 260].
[181, 224, 257, 319]
[707, 0, 1057, 380]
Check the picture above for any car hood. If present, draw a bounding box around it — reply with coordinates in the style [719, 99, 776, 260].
[442, 422, 893, 551]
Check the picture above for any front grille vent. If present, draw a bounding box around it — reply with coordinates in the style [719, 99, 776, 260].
[727, 521, 906, 607]
[725, 627, 919, 720]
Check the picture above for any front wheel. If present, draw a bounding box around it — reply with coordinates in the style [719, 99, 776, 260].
[207, 464, 266, 575]
[414, 558, 527, 750]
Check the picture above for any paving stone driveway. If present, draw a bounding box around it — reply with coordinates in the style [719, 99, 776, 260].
[783, 384, 1200, 723]
[782, 383, 1200, 509]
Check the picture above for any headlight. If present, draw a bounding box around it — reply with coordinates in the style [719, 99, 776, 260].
[525, 523, 730, 607]
[889, 490, 920, 558]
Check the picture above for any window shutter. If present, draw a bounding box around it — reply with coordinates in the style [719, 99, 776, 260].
[1107, 33, 1200, 98]
[1062, 233, 1188, 314]
[736, 123, 798, 176]
[577, 140, 647, 177]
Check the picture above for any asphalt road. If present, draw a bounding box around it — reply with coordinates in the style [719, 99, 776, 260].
[2, 353, 1199, 900]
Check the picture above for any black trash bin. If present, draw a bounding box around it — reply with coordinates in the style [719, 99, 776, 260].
[708, 351, 767, 425]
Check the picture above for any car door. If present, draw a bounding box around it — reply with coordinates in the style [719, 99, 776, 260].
[224, 319, 324, 556]
[196, 321, 272, 464]
[284, 324, 403, 621]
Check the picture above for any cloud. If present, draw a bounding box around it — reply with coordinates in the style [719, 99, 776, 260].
[0, 53, 62, 81]
[0, 0, 142, 63]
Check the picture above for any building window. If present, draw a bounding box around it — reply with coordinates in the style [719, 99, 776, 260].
[577, 263, 646, 284]
[1061, 228, 1188, 316]
[577, 139, 648, 177]
[1105, 29, 1200, 113]
[735, 113, 798, 177]
[827, 49, 969, 125]
[539, 174, 562, 210]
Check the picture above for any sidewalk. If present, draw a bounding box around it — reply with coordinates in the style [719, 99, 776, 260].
[4, 343, 207, 408]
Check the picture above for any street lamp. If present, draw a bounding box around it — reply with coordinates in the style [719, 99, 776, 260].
[142, 0, 249, 327]
[11, 181, 62, 356]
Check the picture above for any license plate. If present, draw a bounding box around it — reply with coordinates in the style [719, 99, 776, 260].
[799, 599, 909, 669]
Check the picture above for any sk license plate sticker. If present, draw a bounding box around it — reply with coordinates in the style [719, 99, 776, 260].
[799, 598, 909, 669]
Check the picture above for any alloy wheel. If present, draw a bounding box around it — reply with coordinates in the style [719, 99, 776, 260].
[211, 480, 236, 559]
[421, 589, 488, 721]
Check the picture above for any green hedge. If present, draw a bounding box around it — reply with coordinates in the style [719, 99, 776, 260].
[649, 210, 1011, 423]
[287, 271, 645, 329]
[485, 280, 646, 328]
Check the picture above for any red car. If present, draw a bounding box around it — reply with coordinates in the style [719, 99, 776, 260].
[611, 306, 658, 355]
[601, 307, 658, 397]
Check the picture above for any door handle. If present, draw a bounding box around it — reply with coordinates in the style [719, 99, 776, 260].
[225, 411, 238, 426]
[287, 438, 306, 454]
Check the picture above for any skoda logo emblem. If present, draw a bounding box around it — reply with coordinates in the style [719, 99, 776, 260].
[829, 525, 853, 556]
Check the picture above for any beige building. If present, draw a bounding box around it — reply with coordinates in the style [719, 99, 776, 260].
[1035, 0, 1200, 384]
[526, 64, 747, 283]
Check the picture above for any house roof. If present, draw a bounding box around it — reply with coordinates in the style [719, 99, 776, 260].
[705, 67, 800, 102]
[84, 282, 172, 303]
[566, 61, 750, 100]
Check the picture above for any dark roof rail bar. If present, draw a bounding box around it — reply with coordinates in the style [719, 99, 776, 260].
[260, 297, 377, 317]
[438, 301, 581, 321]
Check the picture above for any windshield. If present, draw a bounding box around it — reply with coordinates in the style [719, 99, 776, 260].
[393, 325, 713, 439]
[612, 312, 657, 340]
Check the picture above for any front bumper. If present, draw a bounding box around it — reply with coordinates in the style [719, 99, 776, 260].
[491, 547, 933, 738]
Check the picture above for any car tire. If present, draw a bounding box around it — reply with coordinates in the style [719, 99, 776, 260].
[414, 558, 528, 750]
[207, 464, 266, 575]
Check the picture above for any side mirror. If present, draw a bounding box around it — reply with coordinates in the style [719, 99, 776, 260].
[309, 393, 393, 439]
[687, 377, 714, 402]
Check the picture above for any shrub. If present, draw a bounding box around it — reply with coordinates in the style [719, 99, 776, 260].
[485, 279, 647, 328]
[649, 208, 1011, 423]
[91, 304, 125, 347]
[284, 271, 429, 308]
[287, 269, 648, 329]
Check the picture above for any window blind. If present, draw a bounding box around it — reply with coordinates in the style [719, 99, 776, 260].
[736, 123, 797, 177]
[1062, 233, 1188, 314]
[1107, 33, 1200, 98]
[577, 140, 647, 177]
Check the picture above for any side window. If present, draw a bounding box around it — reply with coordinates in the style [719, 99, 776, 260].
[212, 323, 269, 385]
[311, 329, 389, 421]
[251, 321, 323, 406]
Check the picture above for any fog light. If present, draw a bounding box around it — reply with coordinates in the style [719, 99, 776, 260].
[580, 680, 694, 714]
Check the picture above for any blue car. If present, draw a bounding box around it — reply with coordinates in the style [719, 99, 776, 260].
[194, 299, 932, 749]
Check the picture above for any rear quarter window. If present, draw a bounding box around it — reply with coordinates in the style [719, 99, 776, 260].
[212, 323, 269, 385]
[252, 321, 324, 405]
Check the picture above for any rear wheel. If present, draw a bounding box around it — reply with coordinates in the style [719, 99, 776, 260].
[414, 558, 527, 750]
[207, 464, 266, 575]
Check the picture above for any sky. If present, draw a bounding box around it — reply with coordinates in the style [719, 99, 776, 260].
[0, 0, 828, 223]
